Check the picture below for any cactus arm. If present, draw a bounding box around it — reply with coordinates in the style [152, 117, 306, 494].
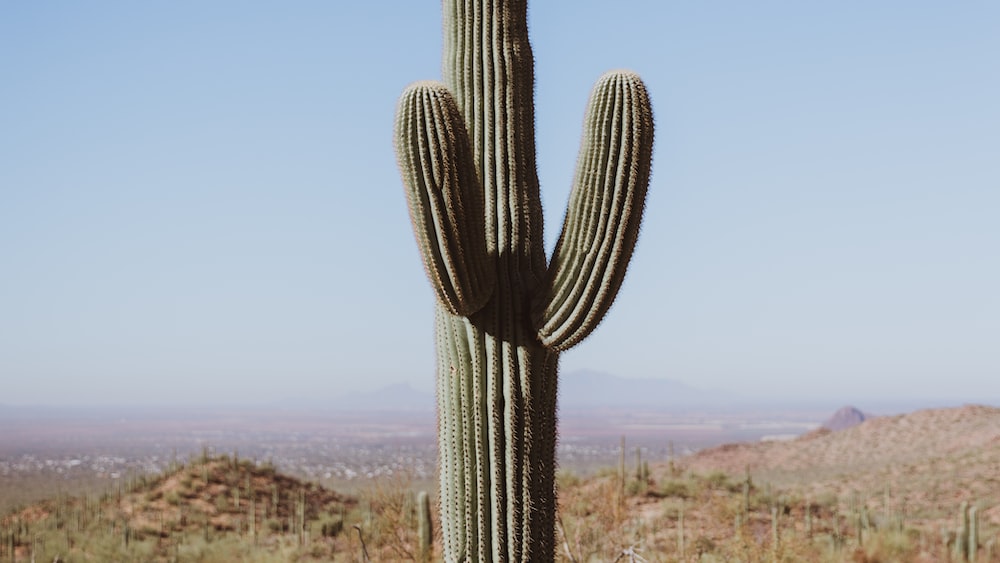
[395, 82, 495, 317]
[532, 71, 654, 351]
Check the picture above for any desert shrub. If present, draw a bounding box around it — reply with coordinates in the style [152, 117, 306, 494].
[702, 471, 730, 490]
[625, 479, 646, 496]
[595, 466, 620, 479]
[693, 534, 717, 556]
[557, 469, 581, 489]
[855, 529, 917, 562]
[359, 475, 423, 560]
[257, 462, 276, 478]
[659, 479, 692, 499]
[309, 542, 330, 558]
[816, 491, 839, 510]
[318, 513, 343, 537]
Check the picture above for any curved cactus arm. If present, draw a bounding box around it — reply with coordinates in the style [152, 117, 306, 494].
[532, 71, 654, 351]
[395, 81, 496, 317]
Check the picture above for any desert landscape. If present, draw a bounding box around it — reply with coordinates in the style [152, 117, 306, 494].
[2, 402, 998, 561]
[5, 1, 997, 561]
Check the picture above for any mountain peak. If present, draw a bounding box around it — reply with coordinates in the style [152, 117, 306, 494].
[821, 405, 868, 431]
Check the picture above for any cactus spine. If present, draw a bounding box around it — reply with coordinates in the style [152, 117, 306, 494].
[394, 1, 654, 560]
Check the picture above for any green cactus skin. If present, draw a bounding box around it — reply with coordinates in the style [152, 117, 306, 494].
[395, 1, 654, 560]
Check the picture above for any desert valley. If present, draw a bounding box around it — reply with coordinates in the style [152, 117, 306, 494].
[2, 394, 999, 561]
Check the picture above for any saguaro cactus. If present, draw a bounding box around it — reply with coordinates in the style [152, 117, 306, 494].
[417, 490, 433, 561]
[394, 1, 654, 561]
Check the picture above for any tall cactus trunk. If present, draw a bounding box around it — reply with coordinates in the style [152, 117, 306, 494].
[436, 309, 558, 561]
[395, 1, 654, 561]
[436, 3, 552, 559]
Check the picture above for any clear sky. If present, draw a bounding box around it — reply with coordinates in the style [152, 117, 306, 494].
[2, 2, 998, 407]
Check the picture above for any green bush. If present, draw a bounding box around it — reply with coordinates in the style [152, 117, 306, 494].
[660, 480, 692, 499]
[702, 471, 730, 490]
[318, 515, 343, 538]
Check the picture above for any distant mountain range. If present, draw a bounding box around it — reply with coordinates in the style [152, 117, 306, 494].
[325, 382, 435, 412]
[558, 369, 737, 411]
[321, 370, 736, 413]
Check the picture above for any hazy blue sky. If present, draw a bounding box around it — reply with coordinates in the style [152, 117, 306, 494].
[2, 2, 998, 407]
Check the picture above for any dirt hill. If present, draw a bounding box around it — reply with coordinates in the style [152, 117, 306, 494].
[0, 453, 358, 562]
[679, 404, 1000, 531]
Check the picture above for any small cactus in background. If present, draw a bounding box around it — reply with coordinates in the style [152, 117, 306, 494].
[394, 0, 654, 560]
[296, 489, 306, 546]
[668, 441, 677, 476]
[677, 505, 686, 560]
[742, 466, 752, 515]
[619, 436, 627, 505]
[249, 495, 256, 542]
[416, 490, 433, 561]
[771, 505, 781, 556]
[957, 501, 970, 561]
[969, 504, 979, 563]
[855, 509, 864, 546]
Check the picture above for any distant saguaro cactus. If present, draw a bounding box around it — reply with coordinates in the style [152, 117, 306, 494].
[969, 504, 979, 563]
[394, 0, 654, 559]
[958, 501, 970, 561]
[416, 490, 433, 561]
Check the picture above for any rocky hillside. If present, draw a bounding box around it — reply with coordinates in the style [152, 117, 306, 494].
[679, 404, 1000, 530]
[0, 453, 358, 562]
[684, 404, 1000, 474]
